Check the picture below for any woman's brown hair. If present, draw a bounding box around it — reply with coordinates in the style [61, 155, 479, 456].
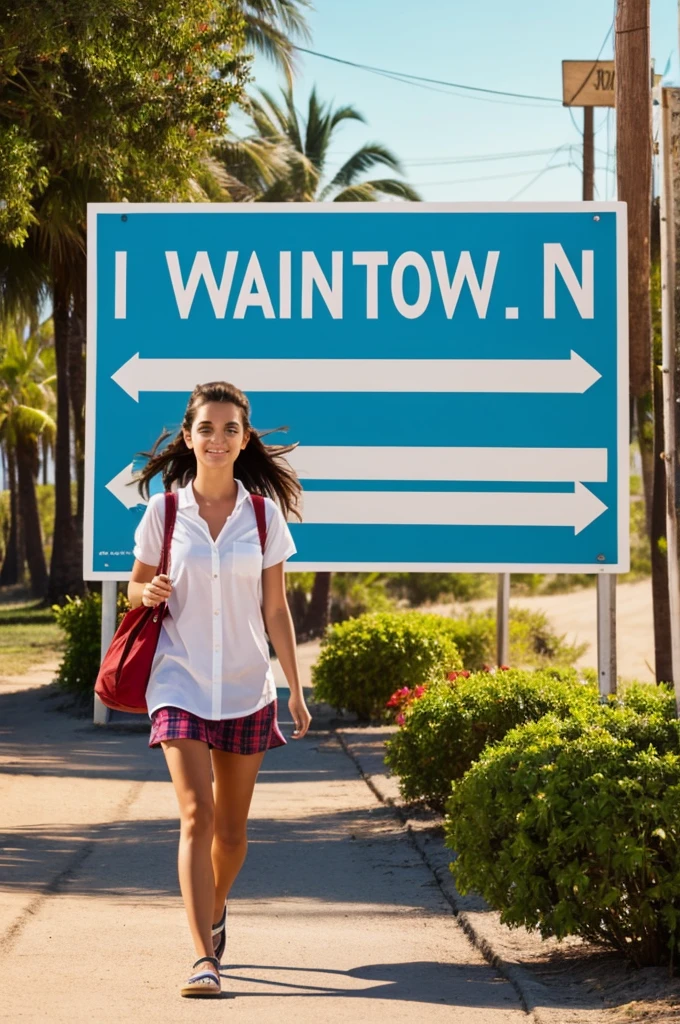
[134, 381, 303, 521]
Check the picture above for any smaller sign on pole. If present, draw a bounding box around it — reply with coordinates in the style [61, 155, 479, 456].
[562, 60, 616, 107]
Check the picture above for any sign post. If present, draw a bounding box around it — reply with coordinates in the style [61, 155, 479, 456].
[86, 202, 629, 713]
[562, 63, 618, 693]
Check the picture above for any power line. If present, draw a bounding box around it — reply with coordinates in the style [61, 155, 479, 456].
[507, 145, 574, 200]
[292, 45, 563, 106]
[327, 144, 612, 166]
[403, 147, 572, 167]
[412, 163, 574, 187]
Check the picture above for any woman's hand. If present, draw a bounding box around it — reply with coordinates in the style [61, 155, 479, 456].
[288, 692, 312, 739]
[142, 573, 173, 608]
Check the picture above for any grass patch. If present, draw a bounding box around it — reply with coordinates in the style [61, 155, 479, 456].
[0, 598, 64, 676]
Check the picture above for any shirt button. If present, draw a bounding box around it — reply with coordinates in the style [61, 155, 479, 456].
[213, 574, 218, 579]
[214, 610, 219, 616]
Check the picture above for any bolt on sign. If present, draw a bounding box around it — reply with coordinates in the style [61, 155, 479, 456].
[85, 202, 629, 578]
[562, 61, 616, 107]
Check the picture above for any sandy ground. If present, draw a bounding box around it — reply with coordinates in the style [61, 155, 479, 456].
[421, 578, 656, 683]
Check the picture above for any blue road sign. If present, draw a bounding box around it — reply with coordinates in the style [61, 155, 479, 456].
[84, 202, 629, 578]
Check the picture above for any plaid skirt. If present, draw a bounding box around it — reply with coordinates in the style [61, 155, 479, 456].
[148, 697, 287, 754]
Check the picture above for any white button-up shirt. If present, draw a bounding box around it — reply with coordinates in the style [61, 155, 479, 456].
[133, 477, 297, 720]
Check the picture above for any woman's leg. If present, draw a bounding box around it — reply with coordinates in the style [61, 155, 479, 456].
[210, 747, 267, 923]
[161, 738, 217, 969]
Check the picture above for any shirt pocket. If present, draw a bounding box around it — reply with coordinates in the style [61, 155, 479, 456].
[230, 541, 263, 578]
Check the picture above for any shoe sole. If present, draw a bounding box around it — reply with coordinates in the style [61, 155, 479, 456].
[180, 985, 221, 997]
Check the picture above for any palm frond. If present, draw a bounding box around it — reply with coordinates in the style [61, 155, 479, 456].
[255, 87, 300, 147]
[242, 1, 312, 82]
[303, 86, 330, 167]
[357, 178, 423, 201]
[329, 104, 366, 132]
[243, 16, 299, 83]
[244, 0, 312, 39]
[332, 183, 379, 202]
[327, 143, 404, 191]
[13, 404, 56, 439]
[280, 84, 305, 154]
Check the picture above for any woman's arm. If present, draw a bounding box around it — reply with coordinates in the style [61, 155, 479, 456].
[261, 560, 303, 696]
[128, 559, 172, 609]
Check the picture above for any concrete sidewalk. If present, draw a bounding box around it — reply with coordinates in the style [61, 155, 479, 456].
[0, 681, 524, 1023]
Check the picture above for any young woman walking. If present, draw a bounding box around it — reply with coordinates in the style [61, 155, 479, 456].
[128, 381, 312, 998]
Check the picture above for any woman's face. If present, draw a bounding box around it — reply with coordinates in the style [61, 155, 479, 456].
[183, 401, 249, 472]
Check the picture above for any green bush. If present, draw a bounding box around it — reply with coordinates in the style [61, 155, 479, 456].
[444, 706, 680, 968]
[384, 668, 599, 811]
[311, 611, 463, 721]
[52, 590, 129, 696]
[614, 680, 677, 719]
[442, 607, 588, 671]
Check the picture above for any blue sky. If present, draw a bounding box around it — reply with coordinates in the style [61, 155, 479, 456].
[239, 0, 678, 203]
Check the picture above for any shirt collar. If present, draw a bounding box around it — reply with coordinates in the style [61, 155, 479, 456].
[177, 477, 250, 513]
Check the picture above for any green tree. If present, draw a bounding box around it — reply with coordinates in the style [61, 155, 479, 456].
[0, 318, 56, 597]
[0, 0, 249, 601]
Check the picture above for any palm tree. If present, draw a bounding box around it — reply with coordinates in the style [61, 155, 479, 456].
[0, 318, 56, 597]
[0, 172, 90, 603]
[214, 84, 422, 204]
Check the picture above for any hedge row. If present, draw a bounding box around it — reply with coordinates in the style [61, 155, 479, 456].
[311, 609, 586, 721]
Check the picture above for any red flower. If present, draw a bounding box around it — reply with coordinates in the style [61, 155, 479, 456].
[395, 712, 405, 726]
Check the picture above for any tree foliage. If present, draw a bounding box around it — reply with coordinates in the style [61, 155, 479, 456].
[0, 0, 251, 248]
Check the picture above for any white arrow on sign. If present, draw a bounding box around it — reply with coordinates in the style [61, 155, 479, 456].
[106, 459, 608, 533]
[299, 484, 607, 535]
[105, 464, 147, 509]
[105, 445, 607, 510]
[111, 351, 601, 401]
[285, 446, 607, 483]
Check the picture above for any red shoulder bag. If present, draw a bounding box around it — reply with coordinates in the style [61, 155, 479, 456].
[94, 491, 268, 716]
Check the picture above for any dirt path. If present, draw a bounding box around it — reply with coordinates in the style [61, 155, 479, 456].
[0, 683, 524, 1023]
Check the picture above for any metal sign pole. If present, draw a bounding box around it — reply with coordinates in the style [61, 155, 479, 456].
[496, 573, 510, 667]
[94, 581, 117, 725]
[597, 574, 617, 698]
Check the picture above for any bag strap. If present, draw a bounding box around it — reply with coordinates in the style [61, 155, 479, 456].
[250, 494, 267, 554]
[158, 491, 178, 576]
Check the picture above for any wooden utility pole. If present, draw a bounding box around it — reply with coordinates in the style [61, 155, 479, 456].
[582, 106, 594, 201]
[660, 87, 680, 708]
[615, 0, 652, 399]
